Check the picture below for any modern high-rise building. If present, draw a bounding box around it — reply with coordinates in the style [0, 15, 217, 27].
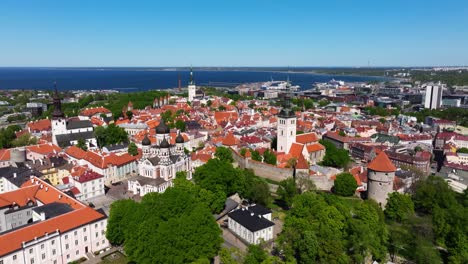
[424, 84, 442, 109]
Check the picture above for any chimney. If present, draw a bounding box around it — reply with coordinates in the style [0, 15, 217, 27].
[45, 187, 49, 192]
[40, 184, 43, 189]
[13, 173, 17, 178]
[251, 212, 254, 216]
[58, 194, 62, 200]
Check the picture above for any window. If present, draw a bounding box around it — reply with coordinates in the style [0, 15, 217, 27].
[75, 240, 78, 246]
[29, 248, 33, 254]
[102, 240, 105, 244]
[42, 253, 45, 260]
[13, 255, 17, 260]
[95, 232, 99, 238]
[65, 244, 69, 250]
[97, 242, 99, 246]
[41, 244, 44, 249]
[74, 231, 77, 236]
[84, 236, 87, 242]
[83, 227, 86, 232]
[30, 259, 34, 264]
[95, 224, 98, 228]
[76, 250, 79, 255]
[51, 240, 55, 245]
[67, 254, 70, 259]
[52, 249, 56, 255]
[65, 235, 68, 239]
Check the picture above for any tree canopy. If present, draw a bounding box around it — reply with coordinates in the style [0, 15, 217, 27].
[385, 192, 414, 222]
[214, 146, 234, 163]
[127, 142, 138, 156]
[94, 123, 128, 147]
[333, 172, 357, 196]
[319, 139, 351, 168]
[106, 183, 222, 263]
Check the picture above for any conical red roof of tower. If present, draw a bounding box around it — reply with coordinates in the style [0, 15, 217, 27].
[367, 151, 396, 172]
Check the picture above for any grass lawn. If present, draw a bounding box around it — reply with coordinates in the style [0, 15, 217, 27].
[100, 251, 129, 264]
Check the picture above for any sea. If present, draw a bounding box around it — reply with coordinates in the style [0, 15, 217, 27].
[0, 67, 387, 92]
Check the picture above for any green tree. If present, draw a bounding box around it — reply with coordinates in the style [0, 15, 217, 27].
[106, 199, 140, 245]
[277, 178, 297, 207]
[193, 158, 243, 197]
[127, 142, 138, 156]
[333, 172, 357, 196]
[126, 110, 133, 120]
[76, 138, 88, 151]
[175, 119, 186, 132]
[215, 146, 234, 163]
[94, 124, 128, 147]
[385, 192, 414, 222]
[240, 169, 272, 206]
[457, 147, 468, 154]
[240, 148, 247, 157]
[319, 139, 350, 168]
[244, 245, 268, 264]
[218, 105, 226, 111]
[251, 150, 262, 162]
[262, 149, 277, 165]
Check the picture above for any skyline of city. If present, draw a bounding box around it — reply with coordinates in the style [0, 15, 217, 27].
[1, 0, 467, 67]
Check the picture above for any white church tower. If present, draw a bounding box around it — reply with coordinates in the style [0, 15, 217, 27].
[277, 94, 296, 153]
[51, 83, 67, 145]
[188, 67, 196, 102]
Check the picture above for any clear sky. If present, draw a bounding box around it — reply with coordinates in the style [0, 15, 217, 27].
[1, 0, 467, 67]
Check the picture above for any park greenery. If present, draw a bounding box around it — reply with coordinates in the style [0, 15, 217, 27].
[76, 138, 88, 151]
[319, 139, 351, 168]
[0, 125, 21, 148]
[102, 90, 169, 119]
[365, 106, 400, 117]
[406, 107, 468, 127]
[411, 70, 468, 86]
[94, 124, 128, 148]
[106, 177, 222, 263]
[333, 172, 358, 196]
[127, 142, 138, 156]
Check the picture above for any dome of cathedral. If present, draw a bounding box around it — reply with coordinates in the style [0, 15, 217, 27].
[160, 137, 170, 148]
[142, 134, 151, 146]
[176, 132, 184, 143]
[155, 119, 170, 134]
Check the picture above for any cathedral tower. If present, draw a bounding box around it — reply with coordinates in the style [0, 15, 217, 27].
[277, 94, 296, 153]
[188, 67, 196, 102]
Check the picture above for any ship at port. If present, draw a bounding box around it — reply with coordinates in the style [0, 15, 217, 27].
[261, 76, 300, 91]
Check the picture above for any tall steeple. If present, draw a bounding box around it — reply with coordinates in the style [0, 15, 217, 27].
[52, 82, 64, 119]
[189, 66, 194, 85]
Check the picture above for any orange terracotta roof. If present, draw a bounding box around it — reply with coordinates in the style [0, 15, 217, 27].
[306, 142, 325, 152]
[0, 185, 39, 208]
[222, 133, 238, 146]
[0, 149, 10, 161]
[65, 146, 87, 160]
[367, 151, 397, 172]
[214, 111, 239, 125]
[79, 107, 111, 117]
[295, 154, 309, 169]
[296, 132, 319, 144]
[288, 143, 304, 158]
[26, 143, 62, 155]
[27, 119, 52, 132]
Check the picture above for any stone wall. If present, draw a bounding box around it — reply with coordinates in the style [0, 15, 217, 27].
[231, 148, 293, 182]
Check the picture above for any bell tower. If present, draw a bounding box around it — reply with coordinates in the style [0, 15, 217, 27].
[51, 82, 67, 145]
[188, 66, 196, 102]
[277, 94, 296, 153]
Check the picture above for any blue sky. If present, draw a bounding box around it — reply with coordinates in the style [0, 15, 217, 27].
[0, 0, 467, 67]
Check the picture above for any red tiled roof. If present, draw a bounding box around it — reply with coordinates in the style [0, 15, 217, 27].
[306, 143, 325, 152]
[289, 143, 304, 158]
[79, 107, 111, 117]
[222, 133, 238, 146]
[27, 119, 52, 132]
[367, 151, 397, 172]
[26, 143, 62, 155]
[65, 146, 87, 160]
[0, 149, 10, 161]
[295, 154, 309, 169]
[0, 185, 39, 208]
[296, 132, 319, 144]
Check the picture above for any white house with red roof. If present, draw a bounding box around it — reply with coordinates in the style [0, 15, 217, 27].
[63, 166, 105, 201]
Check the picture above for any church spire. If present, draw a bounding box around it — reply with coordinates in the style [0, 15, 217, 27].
[189, 66, 194, 85]
[52, 82, 64, 119]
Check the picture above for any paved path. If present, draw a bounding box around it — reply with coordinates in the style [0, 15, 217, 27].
[81, 248, 120, 264]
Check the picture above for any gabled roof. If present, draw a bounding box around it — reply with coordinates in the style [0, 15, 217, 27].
[367, 151, 397, 172]
[296, 132, 319, 144]
[288, 143, 304, 158]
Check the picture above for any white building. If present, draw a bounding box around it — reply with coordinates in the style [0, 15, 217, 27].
[227, 205, 275, 245]
[424, 84, 443, 109]
[0, 177, 109, 264]
[128, 120, 192, 196]
[64, 167, 105, 201]
[188, 67, 196, 102]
